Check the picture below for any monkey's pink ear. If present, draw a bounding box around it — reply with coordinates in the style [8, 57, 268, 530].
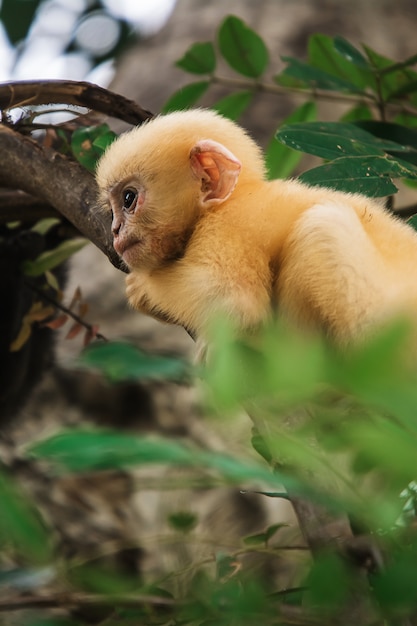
[190, 140, 241, 206]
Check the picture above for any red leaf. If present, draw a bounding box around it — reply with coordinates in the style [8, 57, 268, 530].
[66, 322, 83, 340]
[83, 324, 100, 346]
[68, 286, 82, 310]
[43, 314, 68, 330]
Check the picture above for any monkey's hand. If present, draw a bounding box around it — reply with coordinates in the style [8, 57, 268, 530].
[125, 271, 196, 334]
[125, 271, 171, 323]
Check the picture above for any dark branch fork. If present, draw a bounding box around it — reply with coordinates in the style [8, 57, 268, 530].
[0, 80, 154, 271]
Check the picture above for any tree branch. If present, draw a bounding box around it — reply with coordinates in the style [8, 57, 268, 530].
[0, 80, 153, 125]
[0, 124, 125, 271]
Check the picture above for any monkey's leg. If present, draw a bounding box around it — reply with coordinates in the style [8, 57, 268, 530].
[277, 202, 388, 344]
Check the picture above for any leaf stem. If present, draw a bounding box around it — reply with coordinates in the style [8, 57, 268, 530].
[24, 277, 108, 343]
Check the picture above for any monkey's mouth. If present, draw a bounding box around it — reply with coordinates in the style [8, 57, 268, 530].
[114, 237, 142, 258]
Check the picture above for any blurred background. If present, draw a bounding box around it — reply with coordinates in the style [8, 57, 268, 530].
[2, 0, 417, 613]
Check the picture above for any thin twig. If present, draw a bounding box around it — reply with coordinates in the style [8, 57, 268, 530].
[25, 277, 108, 343]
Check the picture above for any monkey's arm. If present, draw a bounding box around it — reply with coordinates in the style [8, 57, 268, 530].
[126, 250, 273, 338]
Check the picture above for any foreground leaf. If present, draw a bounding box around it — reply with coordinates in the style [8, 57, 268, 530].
[0, 471, 51, 563]
[79, 341, 188, 382]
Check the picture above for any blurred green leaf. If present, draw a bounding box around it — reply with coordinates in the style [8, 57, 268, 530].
[266, 101, 317, 179]
[279, 57, 364, 93]
[0, 0, 42, 45]
[162, 81, 210, 113]
[333, 36, 370, 69]
[21, 238, 88, 276]
[206, 319, 326, 410]
[373, 551, 417, 612]
[29, 430, 195, 472]
[28, 428, 308, 497]
[308, 34, 374, 90]
[244, 523, 286, 546]
[363, 44, 417, 101]
[212, 91, 253, 121]
[25, 616, 80, 626]
[0, 471, 51, 564]
[218, 16, 268, 78]
[176, 42, 216, 74]
[92, 128, 117, 151]
[30, 218, 61, 236]
[305, 552, 350, 611]
[71, 124, 116, 172]
[349, 418, 417, 486]
[79, 341, 188, 382]
[168, 511, 198, 533]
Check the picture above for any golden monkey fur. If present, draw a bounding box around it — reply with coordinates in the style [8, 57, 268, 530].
[96, 109, 417, 348]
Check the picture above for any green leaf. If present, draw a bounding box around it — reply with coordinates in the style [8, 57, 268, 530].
[176, 42, 216, 74]
[266, 101, 317, 179]
[28, 429, 288, 488]
[308, 34, 374, 91]
[92, 129, 117, 151]
[244, 523, 286, 545]
[276, 121, 412, 161]
[162, 81, 209, 113]
[373, 552, 417, 611]
[407, 214, 417, 231]
[29, 430, 195, 472]
[218, 16, 268, 78]
[0, 471, 51, 564]
[21, 238, 88, 276]
[79, 341, 188, 382]
[279, 57, 363, 92]
[354, 120, 417, 164]
[30, 218, 61, 236]
[168, 511, 198, 533]
[349, 419, 417, 486]
[333, 36, 370, 69]
[212, 91, 253, 121]
[71, 124, 115, 172]
[362, 45, 417, 101]
[299, 156, 398, 196]
[299, 154, 417, 196]
[306, 552, 351, 611]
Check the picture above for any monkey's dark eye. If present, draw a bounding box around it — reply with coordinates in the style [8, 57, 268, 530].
[122, 189, 137, 211]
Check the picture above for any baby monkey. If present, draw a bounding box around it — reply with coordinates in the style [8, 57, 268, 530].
[96, 109, 417, 348]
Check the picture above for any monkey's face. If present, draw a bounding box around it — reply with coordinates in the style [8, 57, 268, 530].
[108, 177, 146, 267]
[96, 110, 252, 272]
[105, 173, 197, 271]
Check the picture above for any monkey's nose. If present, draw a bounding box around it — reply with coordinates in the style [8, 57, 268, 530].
[111, 218, 121, 235]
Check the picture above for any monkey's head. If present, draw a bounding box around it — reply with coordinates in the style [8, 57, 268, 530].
[96, 109, 266, 271]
